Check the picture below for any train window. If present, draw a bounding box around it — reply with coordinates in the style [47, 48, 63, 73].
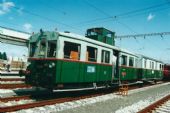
[135, 58, 138, 67]
[87, 31, 97, 36]
[91, 31, 97, 35]
[101, 50, 110, 63]
[160, 64, 162, 70]
[152, 62, 154, 69]
[86, 46, 97, 62]
[121, 55, 127, 66]
[106, 33, 112, 38]
[129, 57, 134, 67]
[101, 51, 104, 63]
[144, 60, 147, 68]
[160, 64, 163, 70]
[39, 39, 47, 57]
[64, 41, 80, 60]
[150, 61, 152, 69]
[47, 41, 57, 57]
[29, 42, 36, 57]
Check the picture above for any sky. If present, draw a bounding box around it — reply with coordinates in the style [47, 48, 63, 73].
[0, 0, 170, 63]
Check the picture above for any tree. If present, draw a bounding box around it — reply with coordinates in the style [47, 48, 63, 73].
[2, 52, 7, 60]
[0, 52, 2, 59]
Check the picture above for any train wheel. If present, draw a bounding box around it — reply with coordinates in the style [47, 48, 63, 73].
[154, 80, 157, 84]
[138, 82, 143, 88]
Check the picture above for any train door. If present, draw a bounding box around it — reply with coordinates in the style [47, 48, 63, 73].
[112, 50, 119, 82]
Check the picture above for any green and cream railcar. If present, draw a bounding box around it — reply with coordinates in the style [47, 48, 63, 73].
[26, 29, 120, 89]
[118, 50, 140, 82]
[24, 27, 164, 90]
[138, 55, 164, 81]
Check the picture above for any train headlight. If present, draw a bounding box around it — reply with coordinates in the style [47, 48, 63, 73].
[52, 63, 55, 66]
[49, 64, 52, 68]
[49, 62, 55, 68]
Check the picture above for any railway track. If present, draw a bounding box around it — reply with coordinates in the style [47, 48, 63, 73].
[0, 95, 32, 102]
[138, 94, 170, 113]
[0, 83, 31, 89]
[0, 91, 105, 112]
[0, 82, 166, 112]
[0, 78, 25, 81]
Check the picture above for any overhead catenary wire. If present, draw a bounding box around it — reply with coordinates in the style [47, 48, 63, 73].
[83, 1, 170, 47]
[84, 0, 144, 45]
[78, 1, 170, 26]
[83, 0, 170, 61]
[76, 5, 170, 27]
[84, 0, 137, 33]
[115, 1, 170, 17]
[115, 32, 170, 38]
[38, 1, 67, 15]
[12, 6, 83, 33]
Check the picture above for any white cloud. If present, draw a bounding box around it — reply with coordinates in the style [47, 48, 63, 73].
[23, 23, 33, 33]
[147, 13, 155, 21]
[0, 0, 15, 15]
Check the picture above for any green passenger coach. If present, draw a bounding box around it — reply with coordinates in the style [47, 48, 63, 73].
[23, 28, 164, 91]
[26, 28, 120, 90]
[137, 55, 164, 82]
[118, 50, 140, 82]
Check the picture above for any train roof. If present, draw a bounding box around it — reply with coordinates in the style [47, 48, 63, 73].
[29, 31, 151, 58]
[58, 31, 121, 51]
[137, 54, 164, 63]
[29, 31, 58, 42]
[59, 32, 139, 57]
[86, 27, 115, 34]
[119, 48, 139, 57]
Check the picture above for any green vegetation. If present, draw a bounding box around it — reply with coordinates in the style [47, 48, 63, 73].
[0, 52, 7, 60]
[2, 52, 7, 60]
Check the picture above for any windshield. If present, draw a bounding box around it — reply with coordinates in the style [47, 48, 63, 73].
[47, 40, 57, 57]
[38, 38, 46, 58]
[29, 39, 57, 58]
[29, 42, 36, 57]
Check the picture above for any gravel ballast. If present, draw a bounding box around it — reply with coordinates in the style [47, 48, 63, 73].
[58, 83, 170, 113]
[15, 82, 170, 113]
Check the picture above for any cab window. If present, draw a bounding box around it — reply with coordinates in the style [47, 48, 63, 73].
[47, 40, 57, 57]
[86, 46, 97, 62]
[64, 41, 80, 60]
[39, 38, 46, 57]
[29, 42, 36, 57]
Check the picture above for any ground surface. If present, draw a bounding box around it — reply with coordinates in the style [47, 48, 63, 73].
[1, 82, 170, 113]
[54, 83, 170, 113]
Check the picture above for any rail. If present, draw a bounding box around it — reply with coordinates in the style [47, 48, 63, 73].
[137, 94, 170, 113]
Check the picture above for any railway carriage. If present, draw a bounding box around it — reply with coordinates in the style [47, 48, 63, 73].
[23, 27, 164, 90]
[118, 50, 140, 82]
[137, 55, 163, 82]
[163, 64, 170, 80]
[25, 28, 120, 90]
